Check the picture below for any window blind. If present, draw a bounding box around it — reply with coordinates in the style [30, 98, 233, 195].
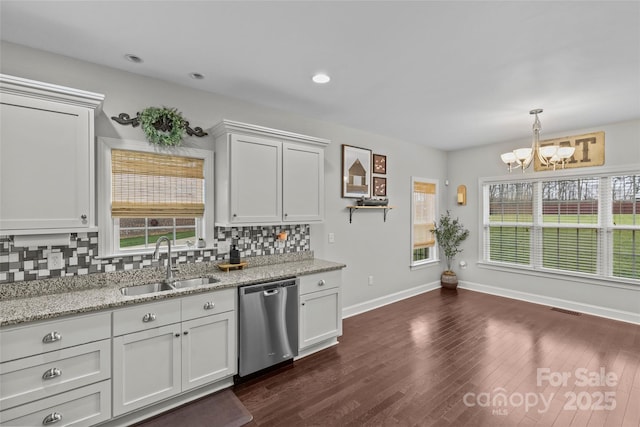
[413, 181, 436, 249]
[483, 174, 639, 282]
[111, 149, 205, 218]
[539, 178, 600, 274]
[485, 182, 533, 265]
[611, 174, 640, 279]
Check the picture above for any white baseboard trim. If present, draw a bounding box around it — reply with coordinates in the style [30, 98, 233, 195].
[459, 280, 640, 325]
[342, 281, 440, 319]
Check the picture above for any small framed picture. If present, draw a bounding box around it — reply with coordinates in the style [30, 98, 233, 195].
[342, 144, 372, 198]
[373, 176, 387, 197]
[373, 153, 387, 174]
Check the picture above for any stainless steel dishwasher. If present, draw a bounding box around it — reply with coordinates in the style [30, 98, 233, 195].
[238, 278, 299, 377]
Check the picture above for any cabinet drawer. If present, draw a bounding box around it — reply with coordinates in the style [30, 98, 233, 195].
[181, 288, 235, 321]
[0, 339, 110, 410]
[0, 380, 111, 427]
[299, 270, 341, 295]
[0, 312, 111, 363]
[113, 299, 181, 336]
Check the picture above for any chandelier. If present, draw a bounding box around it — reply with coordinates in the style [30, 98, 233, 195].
[500, 109, 575, 172]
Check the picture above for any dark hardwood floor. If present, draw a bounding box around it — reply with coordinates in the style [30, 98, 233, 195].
[234, 288, 640, 427]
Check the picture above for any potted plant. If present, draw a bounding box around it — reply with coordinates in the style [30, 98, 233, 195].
[432, 210, 469, 289]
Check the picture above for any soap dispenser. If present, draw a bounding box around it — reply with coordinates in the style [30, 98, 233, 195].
[230, 244, 241, 265]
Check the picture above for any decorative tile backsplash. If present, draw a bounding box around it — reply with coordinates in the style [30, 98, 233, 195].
[0, 225, 310, 284]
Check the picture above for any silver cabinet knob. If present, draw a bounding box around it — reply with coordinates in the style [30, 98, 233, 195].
[43, 412, 62, 425]
[204, 301, 215, 310]
[142, 313, 157, 322]
[80, 214, 87, 220]
[318, 279, 326, 286]
[42, 331, 62, 343]
[42, 368, 62, 380]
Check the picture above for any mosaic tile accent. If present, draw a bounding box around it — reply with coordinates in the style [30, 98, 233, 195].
[0, 224, 310, 284]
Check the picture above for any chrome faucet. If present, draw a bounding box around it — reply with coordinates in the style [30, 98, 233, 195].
[153, 236, 176, 284]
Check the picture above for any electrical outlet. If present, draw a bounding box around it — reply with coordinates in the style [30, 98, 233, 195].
[217, 241, 230, 254]
[368, 275, 374, 286]
[48, 252, 64, 270]
[328, 233, 335, 243]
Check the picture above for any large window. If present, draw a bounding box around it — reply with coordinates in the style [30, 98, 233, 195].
[411, 177, 438, 267]
[98, 138, 214, 256]
[482, 171, 639, 283]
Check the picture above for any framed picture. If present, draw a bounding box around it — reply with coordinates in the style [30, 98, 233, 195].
[373, 153, 387, 174]
[342, 144, 372, 198]
[373, 176, 387, 197]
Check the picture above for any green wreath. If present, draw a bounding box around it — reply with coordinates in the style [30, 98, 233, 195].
[139, 107, 186, 146]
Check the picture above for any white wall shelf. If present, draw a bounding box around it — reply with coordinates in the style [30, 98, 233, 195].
[346, 206, 395, 223]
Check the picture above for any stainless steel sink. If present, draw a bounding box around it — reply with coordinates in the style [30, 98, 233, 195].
[120, 277, 220, 296]
[120, 282, 175, 296]
[172, 277, 219, 289]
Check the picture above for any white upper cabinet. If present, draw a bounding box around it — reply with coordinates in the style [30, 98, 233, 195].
[283, 142, 324, 223]
[0, 74, 104, 235]
[230, 134, 282, 224]
[212, 120, 330, 226]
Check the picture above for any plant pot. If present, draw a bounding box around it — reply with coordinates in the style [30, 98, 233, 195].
[440, 271, 458, 289]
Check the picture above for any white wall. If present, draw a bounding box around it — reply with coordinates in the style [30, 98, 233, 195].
[447, 119, 640, 322]
[1, 41, 448, 309]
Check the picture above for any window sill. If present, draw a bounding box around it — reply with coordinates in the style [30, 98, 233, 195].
[95, 245, 217, 260]
[410, 259, 440, 271]
[477, 261, 640, 291]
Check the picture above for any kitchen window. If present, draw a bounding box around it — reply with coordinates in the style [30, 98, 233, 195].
[481, 170, 639, 283]
[411, 177, 438, 267]
[98, 138, 214, 257]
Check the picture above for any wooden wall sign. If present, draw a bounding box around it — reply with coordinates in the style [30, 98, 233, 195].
[534, 131, 605, 171]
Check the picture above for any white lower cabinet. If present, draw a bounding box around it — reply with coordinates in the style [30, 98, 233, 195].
[112, 289, 236, 417]
[112, 324, 181, 416]
[0, 312, 112, 426]
[0, 339, 111, 411]
[299, 271, 342, 353]
[0, 381, 111, 427]
[181, 311, 235, 391]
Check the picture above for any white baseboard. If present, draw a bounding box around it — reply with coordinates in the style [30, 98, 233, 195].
[342, 281, 440, 319]
[459, 280, 640, 325]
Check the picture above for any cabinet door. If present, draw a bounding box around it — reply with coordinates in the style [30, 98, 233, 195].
[112, 324, 181, 416]
[230, 134, 282, 223]
[181, 311, 236, 391]
[0, 94, 91, 231]
[299, 288, 341, 350]
[283, 143, 324, 223]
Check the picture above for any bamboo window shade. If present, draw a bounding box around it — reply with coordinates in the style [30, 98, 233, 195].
[111, 149, 205, 218]
[413, 181, 436, 249]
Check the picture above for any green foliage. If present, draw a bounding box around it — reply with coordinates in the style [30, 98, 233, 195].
[139, 107, 186, 146]
[433, 210, 469, 272]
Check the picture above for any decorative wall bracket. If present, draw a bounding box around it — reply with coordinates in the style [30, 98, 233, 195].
[111, 112, 208, 137]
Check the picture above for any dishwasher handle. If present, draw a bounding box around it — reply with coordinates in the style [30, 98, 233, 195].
[263, 289, 279, 296]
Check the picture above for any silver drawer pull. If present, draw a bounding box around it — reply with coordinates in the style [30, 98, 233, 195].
[42, 332, 62, 343]
[318, 279, 326, 286]
[142, 313, 157, 322]
[42, 368, 62, 380]
[43, 412, 62, 425]
[204, 301, 215, 310]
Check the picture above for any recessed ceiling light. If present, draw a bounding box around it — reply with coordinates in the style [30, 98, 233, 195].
[312, 73, 331, 84]
[124, 54, 143, 63]
[189, 72, 205, 80]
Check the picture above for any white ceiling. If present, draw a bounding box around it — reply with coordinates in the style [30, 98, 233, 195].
[1, 1, 639, 151]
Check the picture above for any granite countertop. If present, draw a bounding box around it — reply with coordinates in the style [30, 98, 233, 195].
[0, 253, 346, 327]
